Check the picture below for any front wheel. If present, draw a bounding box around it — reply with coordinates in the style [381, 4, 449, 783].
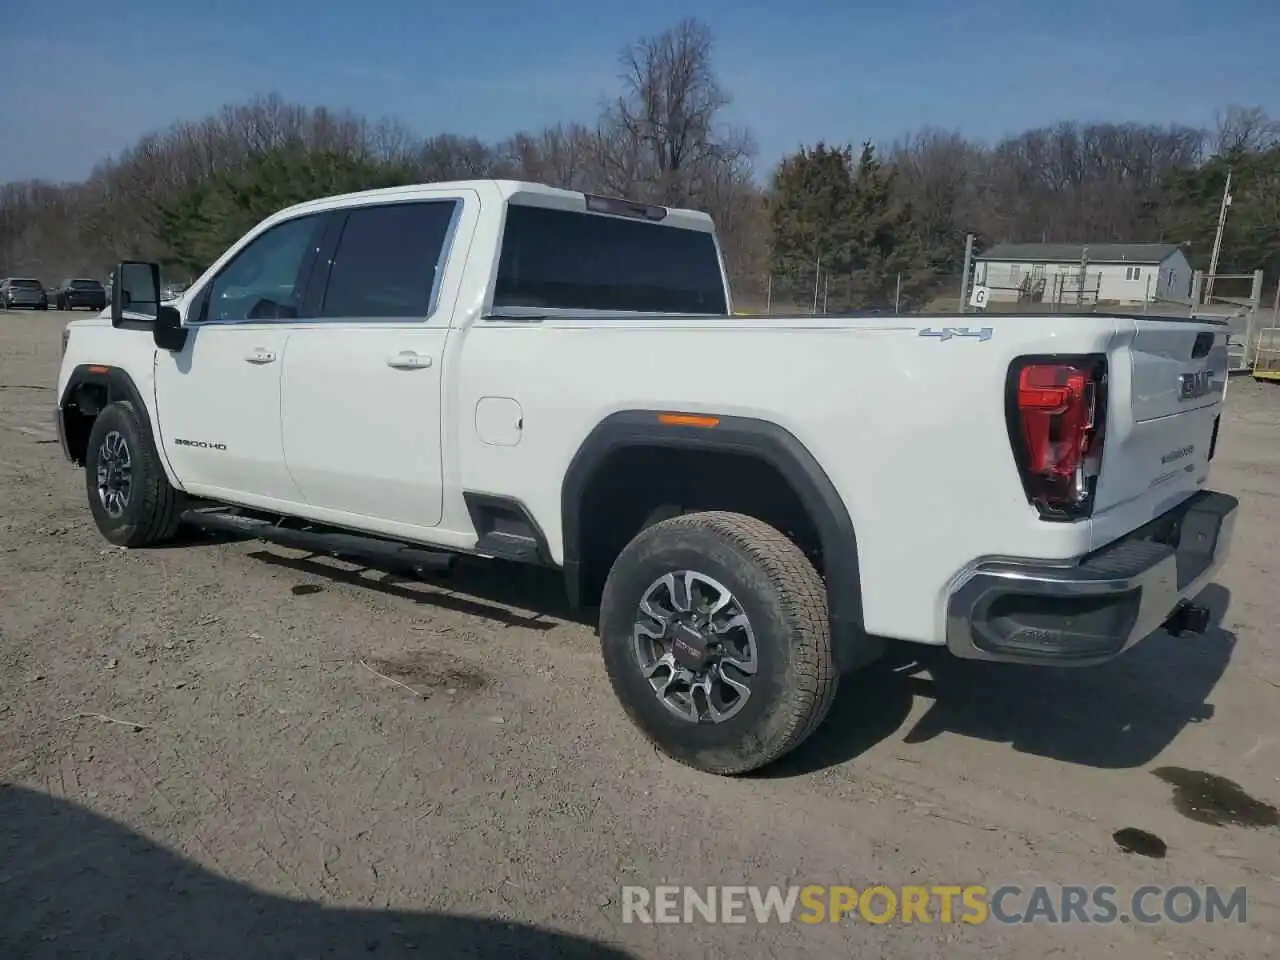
[599, 511, 838, 775]
[84, 400, 184, 547]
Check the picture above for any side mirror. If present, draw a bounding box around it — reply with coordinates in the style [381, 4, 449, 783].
[153, 305, 187, 351]
[110, 261, 188, 350]
[110, 261, 160, 328]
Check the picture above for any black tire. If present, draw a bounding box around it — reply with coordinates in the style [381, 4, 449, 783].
[84, 400, 184, 547]
[599, 511, 838, 775]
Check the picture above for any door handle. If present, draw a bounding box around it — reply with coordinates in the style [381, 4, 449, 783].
[244, 348, 276, 364]
[386, 351, 431, 370]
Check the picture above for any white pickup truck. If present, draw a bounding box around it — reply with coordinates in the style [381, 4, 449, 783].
[55, 179, 1237, 774]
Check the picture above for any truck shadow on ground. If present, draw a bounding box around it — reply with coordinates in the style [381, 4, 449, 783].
[246, 548, 591, 633]
[0, 785, 636, 960]
[236, 541, 1235, 777]
[768, 584, 1236, 777]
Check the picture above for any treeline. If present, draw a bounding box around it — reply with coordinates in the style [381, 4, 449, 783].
[1, 18, 1277, 312]
[769, 118, 1279, 310]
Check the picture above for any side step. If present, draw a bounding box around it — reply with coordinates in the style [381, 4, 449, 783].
[180, 508, 456, 573]
[464, 493, 549, 565]
[474, 530, 542, 564]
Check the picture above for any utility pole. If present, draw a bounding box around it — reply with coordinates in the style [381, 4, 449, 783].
[1204, 169, 1233, 303]
[959, 234, 975, 313]
[1078, 246, 1089, 306]
[812, 256, 821, 315]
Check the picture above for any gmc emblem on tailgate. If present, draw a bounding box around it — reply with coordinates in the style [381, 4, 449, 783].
[1179, 370, 1214, 401]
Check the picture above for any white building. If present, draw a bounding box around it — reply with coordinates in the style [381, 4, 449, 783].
[974, 242, 1193, 306]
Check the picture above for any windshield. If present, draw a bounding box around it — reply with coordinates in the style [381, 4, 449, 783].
[71, 279, 103, 289]
[12, 279, 42, 289]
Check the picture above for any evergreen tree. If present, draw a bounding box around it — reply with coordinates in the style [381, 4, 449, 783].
[1163, 146, 1280, 280]
[768, 143, 856, 309]
[158, 145, 417, 277]
[769, 141, 925, 311]
[845, 142, 925, 309]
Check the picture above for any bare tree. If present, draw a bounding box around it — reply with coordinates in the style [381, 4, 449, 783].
[499, 123, 602, 192]
[1213, 105, 1280, 156]
[977, 121, 1205, 243]
[886, 128, 984, 260]
[598, 18, 752, 206]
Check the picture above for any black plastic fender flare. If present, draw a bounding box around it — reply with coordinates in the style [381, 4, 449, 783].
[57, 364, 163, 471]
[560, 409, 869, 669]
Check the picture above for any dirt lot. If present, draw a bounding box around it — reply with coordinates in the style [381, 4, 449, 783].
[2, 308, 1278, 959]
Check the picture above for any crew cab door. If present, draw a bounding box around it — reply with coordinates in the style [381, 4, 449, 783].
[154, 211, 328, 504]
[280, 194, 472, 529]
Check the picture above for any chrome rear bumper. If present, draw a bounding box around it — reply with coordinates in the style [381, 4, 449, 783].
[945, 491, 1238, 666]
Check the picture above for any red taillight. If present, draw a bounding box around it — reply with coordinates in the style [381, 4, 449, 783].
[1008, 357, 1105, 520]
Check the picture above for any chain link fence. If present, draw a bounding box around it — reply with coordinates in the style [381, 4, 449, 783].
[730, 244, 1269, 369]
[730, 263, 967, 316]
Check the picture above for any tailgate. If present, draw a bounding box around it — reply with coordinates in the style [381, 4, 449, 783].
[1091, 318, 1228, 521]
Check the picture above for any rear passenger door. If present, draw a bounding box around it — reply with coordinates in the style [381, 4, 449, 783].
[280, 193, 473, 531]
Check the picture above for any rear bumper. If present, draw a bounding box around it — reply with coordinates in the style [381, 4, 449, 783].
[945, 490, 1238, 666]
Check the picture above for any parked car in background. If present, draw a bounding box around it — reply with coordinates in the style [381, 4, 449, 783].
[0, 278, 49, 310]
[55, 278, 108, 312]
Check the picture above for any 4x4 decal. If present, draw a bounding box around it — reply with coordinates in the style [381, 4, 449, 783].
[918, 326, 994, 343]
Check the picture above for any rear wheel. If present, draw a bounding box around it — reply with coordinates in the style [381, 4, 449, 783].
[599, 511, 837, 775]
[84, 400, 184, 547]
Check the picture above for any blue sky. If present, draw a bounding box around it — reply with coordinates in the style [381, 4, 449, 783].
[1, 0, 1276, 183]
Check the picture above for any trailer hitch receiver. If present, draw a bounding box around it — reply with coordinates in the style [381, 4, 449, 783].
[1163, 601, 1211, 637]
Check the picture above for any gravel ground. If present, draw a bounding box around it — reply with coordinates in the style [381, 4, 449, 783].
[1, 308, 1278, 959]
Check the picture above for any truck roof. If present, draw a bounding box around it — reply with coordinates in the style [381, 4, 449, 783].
[269, 179, 716, 234]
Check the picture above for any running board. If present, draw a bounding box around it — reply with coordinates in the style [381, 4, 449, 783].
[180, 508, 456, 573]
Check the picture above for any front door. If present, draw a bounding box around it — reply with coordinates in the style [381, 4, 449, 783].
[154, 210, 329, 506]
[281, 195, 470, 530]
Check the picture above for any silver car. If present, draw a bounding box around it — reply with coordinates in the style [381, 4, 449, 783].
[0, 278, 49, 310]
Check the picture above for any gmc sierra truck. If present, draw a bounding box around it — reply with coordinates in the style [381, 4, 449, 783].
[55, 179, 1237, 775]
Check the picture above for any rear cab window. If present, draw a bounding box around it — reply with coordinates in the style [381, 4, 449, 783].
[493, 200, 727, 315]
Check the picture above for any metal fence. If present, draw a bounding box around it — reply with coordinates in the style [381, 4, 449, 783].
[730, 263, 967, 316]
[731, 244, 1271, 373]
[1191, 272, 1265, 373]
[969, 262, 1105, 308]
